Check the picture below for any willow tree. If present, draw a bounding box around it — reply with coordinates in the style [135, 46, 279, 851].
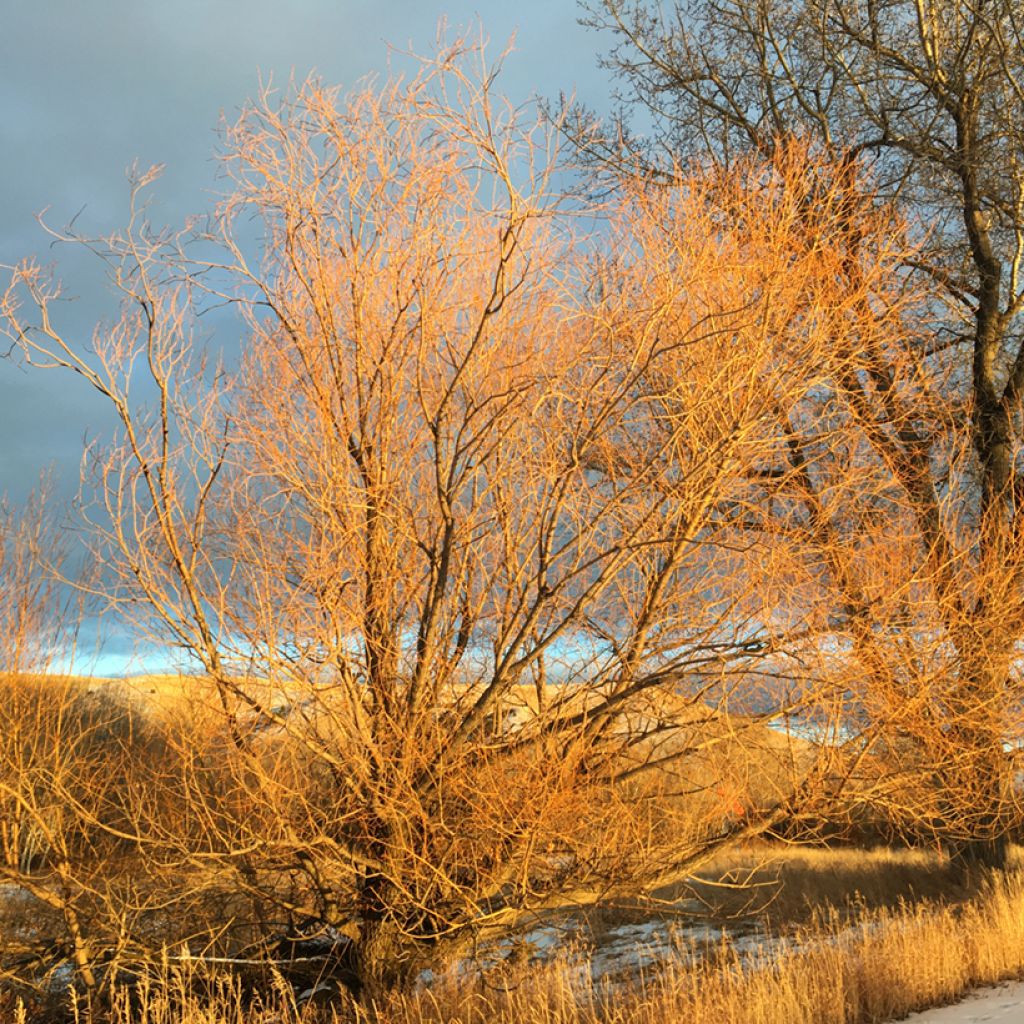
[0, 43, 922, 998]
[583, 0, 1024, 867]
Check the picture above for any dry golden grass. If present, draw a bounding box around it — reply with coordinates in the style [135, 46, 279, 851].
[383, 864, 1024, 1024]
[578, 842, 981, 951]
[2, 672, 1016, 1023]
[7, 850, 1024, 1024]
[678, 842, 992, 924]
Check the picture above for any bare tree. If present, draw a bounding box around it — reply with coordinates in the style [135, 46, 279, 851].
[0, 489, 101, 992]
[205, 78, 842, 993]
[582, 0, 1024, 868]
[0, 488, 240, 1006]
[0, 481, 69, 675]
[0, 42, 925, 999]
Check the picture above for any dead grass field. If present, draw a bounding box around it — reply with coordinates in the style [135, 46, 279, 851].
[2, 673, 1017, 1024]
[680, 842, 987, 924]
[6, 844, 1024, 1023]
[390, 864, 1024, 1024]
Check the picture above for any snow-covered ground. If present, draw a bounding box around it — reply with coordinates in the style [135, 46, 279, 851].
[492, 912, 759, 980]
[902, 981, 1024, 1022]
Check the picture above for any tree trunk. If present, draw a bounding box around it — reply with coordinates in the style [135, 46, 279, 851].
[950, 729, 1013, 871]
[348, 849, 423, 1007]
[352, 913, 418, 1008]
[954, 831, 1010, 871]
[56, 863, 98, 994]
[945, 643, 1014, 873]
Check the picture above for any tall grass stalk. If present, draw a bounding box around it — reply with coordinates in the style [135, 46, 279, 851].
[394, 868, 1024, 1024]
[27, 866, 1024, 1023]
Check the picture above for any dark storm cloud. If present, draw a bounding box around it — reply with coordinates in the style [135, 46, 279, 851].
[0, 0, 610, 506]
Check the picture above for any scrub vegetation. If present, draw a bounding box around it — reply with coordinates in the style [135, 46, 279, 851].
[3, 1, 1024, 1018]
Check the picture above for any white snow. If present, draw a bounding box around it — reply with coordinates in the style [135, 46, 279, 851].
[900, 980, 1024, 1022]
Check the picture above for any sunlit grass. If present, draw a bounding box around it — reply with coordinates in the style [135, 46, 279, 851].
[5, 848, 1022, 1023]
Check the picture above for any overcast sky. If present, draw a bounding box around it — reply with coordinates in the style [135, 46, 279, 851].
[0, 0, 613, 504]
[0, 1, 615, 672]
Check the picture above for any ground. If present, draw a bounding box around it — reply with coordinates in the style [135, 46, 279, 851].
[905, 981, 1024, 1022]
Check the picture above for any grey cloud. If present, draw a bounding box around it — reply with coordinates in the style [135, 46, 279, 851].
[0, 0, 611, 664]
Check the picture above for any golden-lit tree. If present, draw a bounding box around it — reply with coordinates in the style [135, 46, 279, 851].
[0, 481, 69, 674]
[0, 489, 102, 992]
[0, 42, 941, 999]
[202, 69, 840, 992]
[582, 0, 1024, 867]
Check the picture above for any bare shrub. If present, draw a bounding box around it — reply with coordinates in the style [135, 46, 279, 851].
[0, 39, 949, 1003]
